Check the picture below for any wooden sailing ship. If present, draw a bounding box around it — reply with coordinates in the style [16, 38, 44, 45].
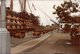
[5, 0, 56, 38]
[6, 0, 40, 38]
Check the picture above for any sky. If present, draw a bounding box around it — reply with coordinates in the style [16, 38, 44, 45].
[0, 0, 68, 26]
[5, 0, 65, 26]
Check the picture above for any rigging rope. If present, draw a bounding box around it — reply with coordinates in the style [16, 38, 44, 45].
[32, 3, 58, 25]
[27, 0, 32, 14]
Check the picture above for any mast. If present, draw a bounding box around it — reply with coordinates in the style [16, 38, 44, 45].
[10, 0, 13, 11]
[19, 0, 26, 12]
[19, 0, 23, 12]
[24, 0, 26, 12]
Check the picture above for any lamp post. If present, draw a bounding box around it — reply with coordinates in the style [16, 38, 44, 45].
[0, 0, 10, 54]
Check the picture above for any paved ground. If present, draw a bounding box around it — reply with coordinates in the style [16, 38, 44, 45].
[21, 31, 80, 54]
[11, 32, 33, 47]
[11, 31, 54, 54]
